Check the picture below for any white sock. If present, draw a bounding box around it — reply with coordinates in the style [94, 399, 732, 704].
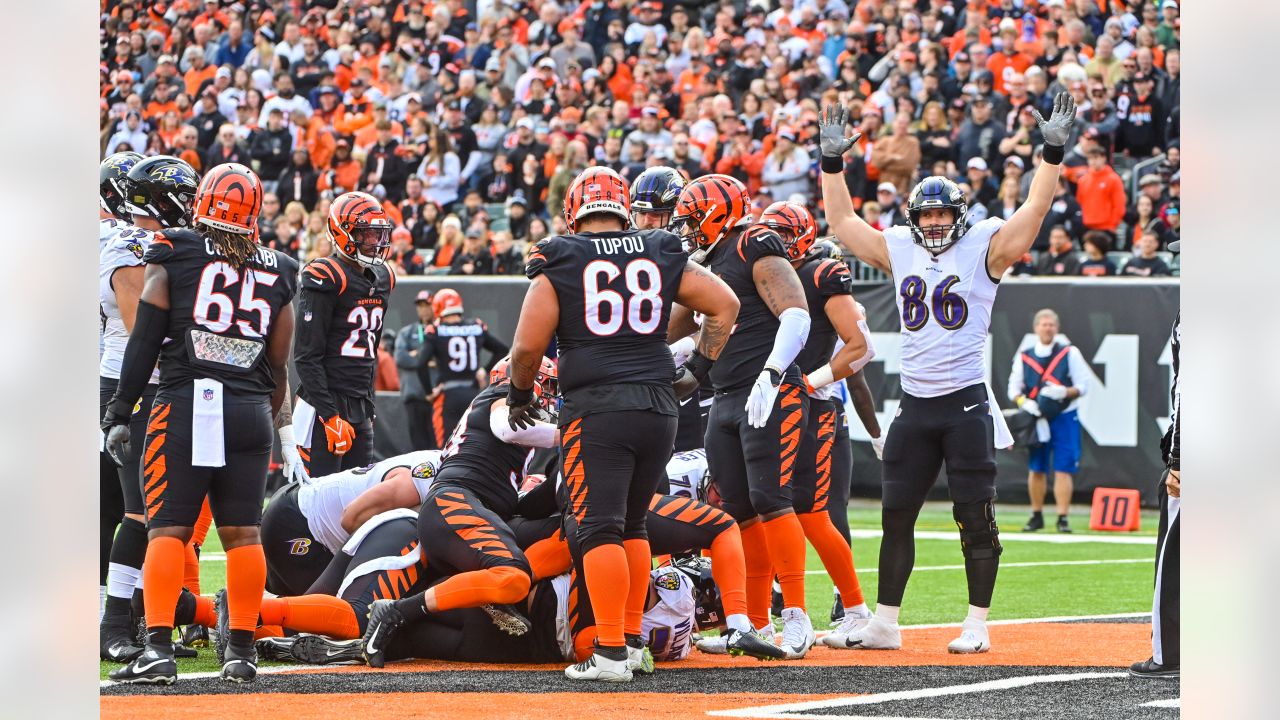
[966, 605, 989, 623]
[726, 614, 752, 633]
[99, 585, 106, 621]
[107, 562, 142, 601]
[844, 603, 871, 618]
[875, 604, 900, 624]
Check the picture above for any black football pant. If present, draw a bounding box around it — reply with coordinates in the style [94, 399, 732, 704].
[434, 385, 478, 446]
[827, 401, 854, 543]
[417, 483, 530, 578]
[403, 399, 438, 451]
[1152, 470, 1180, 667]
[260, 483, 335, 597]
[704, 382, 808, 521]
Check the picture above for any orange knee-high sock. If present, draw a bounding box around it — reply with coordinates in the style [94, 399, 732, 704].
[259, 595, 361, 639]
[762, 513, 807, 611]
[184, 499, 213, 594]
[708, 524, 749, 618]
[799, 511, 864, 607]
[224, 545, 267, 633]
[193, 595, 217, 627]
[143, 536, 186, 633]
[622, 538, 652, 637]
[432, 566, 531, 611]
[582, 544, 629, 647]
[254, 625, 284, 640]
[524, 536, 572, 580]
[739, 521, 773, 628]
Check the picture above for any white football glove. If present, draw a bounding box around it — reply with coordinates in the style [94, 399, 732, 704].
[278, 426, 311, 484]
[1039, 384, 1069, 401]
[745, 369, 782, 428]
[669, 336, 697, 366]
[1019, 398, 1042, 417]
[870, 434, 885, 460]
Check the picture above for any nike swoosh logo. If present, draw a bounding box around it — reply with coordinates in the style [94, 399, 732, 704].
[366, 627, 382, 654]
[679, 397, 692, 406]
[964, 404, 982, 412]
[311, 278, 323, 284]
[133, 657, 169, 672]
[327, 647, 350, 657]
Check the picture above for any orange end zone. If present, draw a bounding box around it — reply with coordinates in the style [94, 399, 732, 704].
[102, 692, 852, 720]
[244, 622, 1149, 677]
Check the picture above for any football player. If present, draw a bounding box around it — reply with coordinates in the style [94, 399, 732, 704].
[759, 203, 881, 643]
[817, 95, 1077, 653]
[668, 175, 816, 659]
[293, 192, 396, 476]
[421, 288, 509, 444]
[98, 155, 198, 662]
[508, 166, 740, 681]
[359, 357, 562, 668]
[103, 163, 299, 684]
[261, 450, 441, 597]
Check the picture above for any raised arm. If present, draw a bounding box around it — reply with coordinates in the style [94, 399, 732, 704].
[988, 92, 1078, 277]
[818, 104, 892, 273]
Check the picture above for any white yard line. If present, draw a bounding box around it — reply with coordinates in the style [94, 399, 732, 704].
[100, 663, 305, 689]
[1141, 698, 1181, 708]
[847, 529, 1156, 545]
[806, 557, 1150, 575]
[706, 672, 1128, 719]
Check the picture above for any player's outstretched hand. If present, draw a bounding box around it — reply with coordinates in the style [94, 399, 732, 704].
[1029, 92, 1076, 147]
[818, 104, 862, 159]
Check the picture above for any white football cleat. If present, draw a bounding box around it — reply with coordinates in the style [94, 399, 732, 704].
[565, 651, 633, 682]
[694, 634, 728, 654]
[779, 607, 816, 659]
[820, 609, 874, 649]
[947, 618, 990, 654]
[831, 615, 902, 650]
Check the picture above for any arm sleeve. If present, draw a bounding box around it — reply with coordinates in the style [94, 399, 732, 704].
[764, 306, 811, 374]
[1067, 347, 1090, 396]
[112, 299, 170, 411]
[293, 285, 340, 419]
[489, 404, 559, 448]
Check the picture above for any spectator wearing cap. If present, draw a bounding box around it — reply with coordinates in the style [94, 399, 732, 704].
[552, 21, 596, 73]
[214, 19, 253, 69]
[625, 1, 668, 51]
[942, 51, 973, 103]
[259, 72, 312, 127]
[319, 139, 363, 195]
[432, 215, 465, 270]
[450, 227, 496, 276]
[964, 157, 1000, 208]
[515, 56, 560, 104]
[955, 96, 1006, 174]
[454, 22, 492, 73]
[871, 112, 922, 198]
[622, 106, 674, 162]
[1103, 16, 1136, 60]
[1116, 72, 1166, 158]
[1035, 226, 1082, 276]
[1075, 146, 1127, 233]
[416, 125, 463, 208]
[1122, 230, 1172, 277]
[387, 227, 426, 277]
[874, 183, 906, 227]
[1076, 80, 1120, 152]
[762, 127, 812, 204]
[250, 108, 293, 194]
[506, 194, 533, 243]
[1156, 1, 1179, 49]
[395, 291, 439, 452]
[362, 119, 409, 203]
[441, 99, 482, 187]
[193, 89, 231, 150]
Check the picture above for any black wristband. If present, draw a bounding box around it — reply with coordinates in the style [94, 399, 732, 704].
[766, 367, 783, 386]
[1041, 143, 1065, 166]
[685, 351, 714, 384]
[507, 383, 534, 406]
[101, 397, 134, 431]
[820, 154, 845, 174]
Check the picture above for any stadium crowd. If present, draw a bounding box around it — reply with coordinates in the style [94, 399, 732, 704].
[101, 0, 1181, 278]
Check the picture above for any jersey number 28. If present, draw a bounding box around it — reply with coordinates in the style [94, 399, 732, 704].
[341, 306, 384, 358]
[582, 258, 663, 336]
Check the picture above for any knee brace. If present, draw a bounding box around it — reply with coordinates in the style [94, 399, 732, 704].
[953, 500, 1003, 561]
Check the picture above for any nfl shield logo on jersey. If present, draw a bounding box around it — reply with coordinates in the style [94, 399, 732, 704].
[202, 388, 215, 401]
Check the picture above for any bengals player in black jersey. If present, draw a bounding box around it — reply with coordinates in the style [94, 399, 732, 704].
[667, 175, 818, 659]
[102, 163, 299, 685]
[507, 166, 742, 682]
[293, 192, 396, 477]
[422, 288, 509, 444]
[358, 356, 562, 668]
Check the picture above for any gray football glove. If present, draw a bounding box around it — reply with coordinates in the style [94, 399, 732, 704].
[818, 104, 863, 158]
[1029, 91, 1077, 147]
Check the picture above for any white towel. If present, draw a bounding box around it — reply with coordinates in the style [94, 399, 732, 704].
[1036, 418, 1052, 443]
[986, 383, 1014, 449]
[336, 508, 422, 598]
[292, 396, 316, 450]
[341, 508, 419, 556]
[192, 378, 226, 467]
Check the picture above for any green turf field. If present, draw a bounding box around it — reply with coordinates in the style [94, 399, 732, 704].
[100, 501, 1158, 680]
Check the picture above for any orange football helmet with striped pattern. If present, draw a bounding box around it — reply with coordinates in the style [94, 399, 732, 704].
[669, 174, 753, 263]
[563, 166, 631, 232]
[328, 191, 394, 268]
[489, 355, 559, 407]
[193, 163, 263, 236]
[759, 201, 817, 260]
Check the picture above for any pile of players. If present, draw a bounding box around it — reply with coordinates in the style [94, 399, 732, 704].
[100, 93, 1075, 685]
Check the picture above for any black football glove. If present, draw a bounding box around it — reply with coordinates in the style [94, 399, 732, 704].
[507, 383, 538, 431]
[101, 399, 134, 467]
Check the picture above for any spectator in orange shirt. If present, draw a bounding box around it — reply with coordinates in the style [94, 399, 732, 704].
[318, 138, 363, 195]
[988, 20, 1034, 95]
[1075, 147, 1127, 232]
[375, 335, 401, 392]
[182, 47, 216, 97]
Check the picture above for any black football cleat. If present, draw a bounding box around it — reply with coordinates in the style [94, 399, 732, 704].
[290, 634, 366, 666]
[1056, 516, 1073, 533]
[482, 603, 532, 636]
[1022, 512, 1044, 532]
[830, 592, 845, 624]
[213, 588, 230, 664]
[100, 620, 144, 663]
[181, 624, 211, 648]
[1129, 657, 1179, 679]
[254, 636, 297, 662]
[220, 644, 258, 683]
[362, 600, 407, 668]
[726, 627, 786, 661]
[109, 646, 177, 685]
[173, 643, 198, 658]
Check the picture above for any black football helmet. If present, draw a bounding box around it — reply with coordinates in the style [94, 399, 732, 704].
[810, 238, 845, 261]
[629, 166, 686, 228]
[123, 155, 199, 229]
[670, 555, 724, 632]
[99, 151, 144, 219]
[906, 176, 968, 254]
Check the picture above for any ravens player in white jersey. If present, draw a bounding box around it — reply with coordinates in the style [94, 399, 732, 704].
[98, 155, 198, 661]
[817, 94, 1077, 653]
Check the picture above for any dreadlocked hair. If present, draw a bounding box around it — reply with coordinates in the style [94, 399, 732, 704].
[205, 226, 260, 268]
